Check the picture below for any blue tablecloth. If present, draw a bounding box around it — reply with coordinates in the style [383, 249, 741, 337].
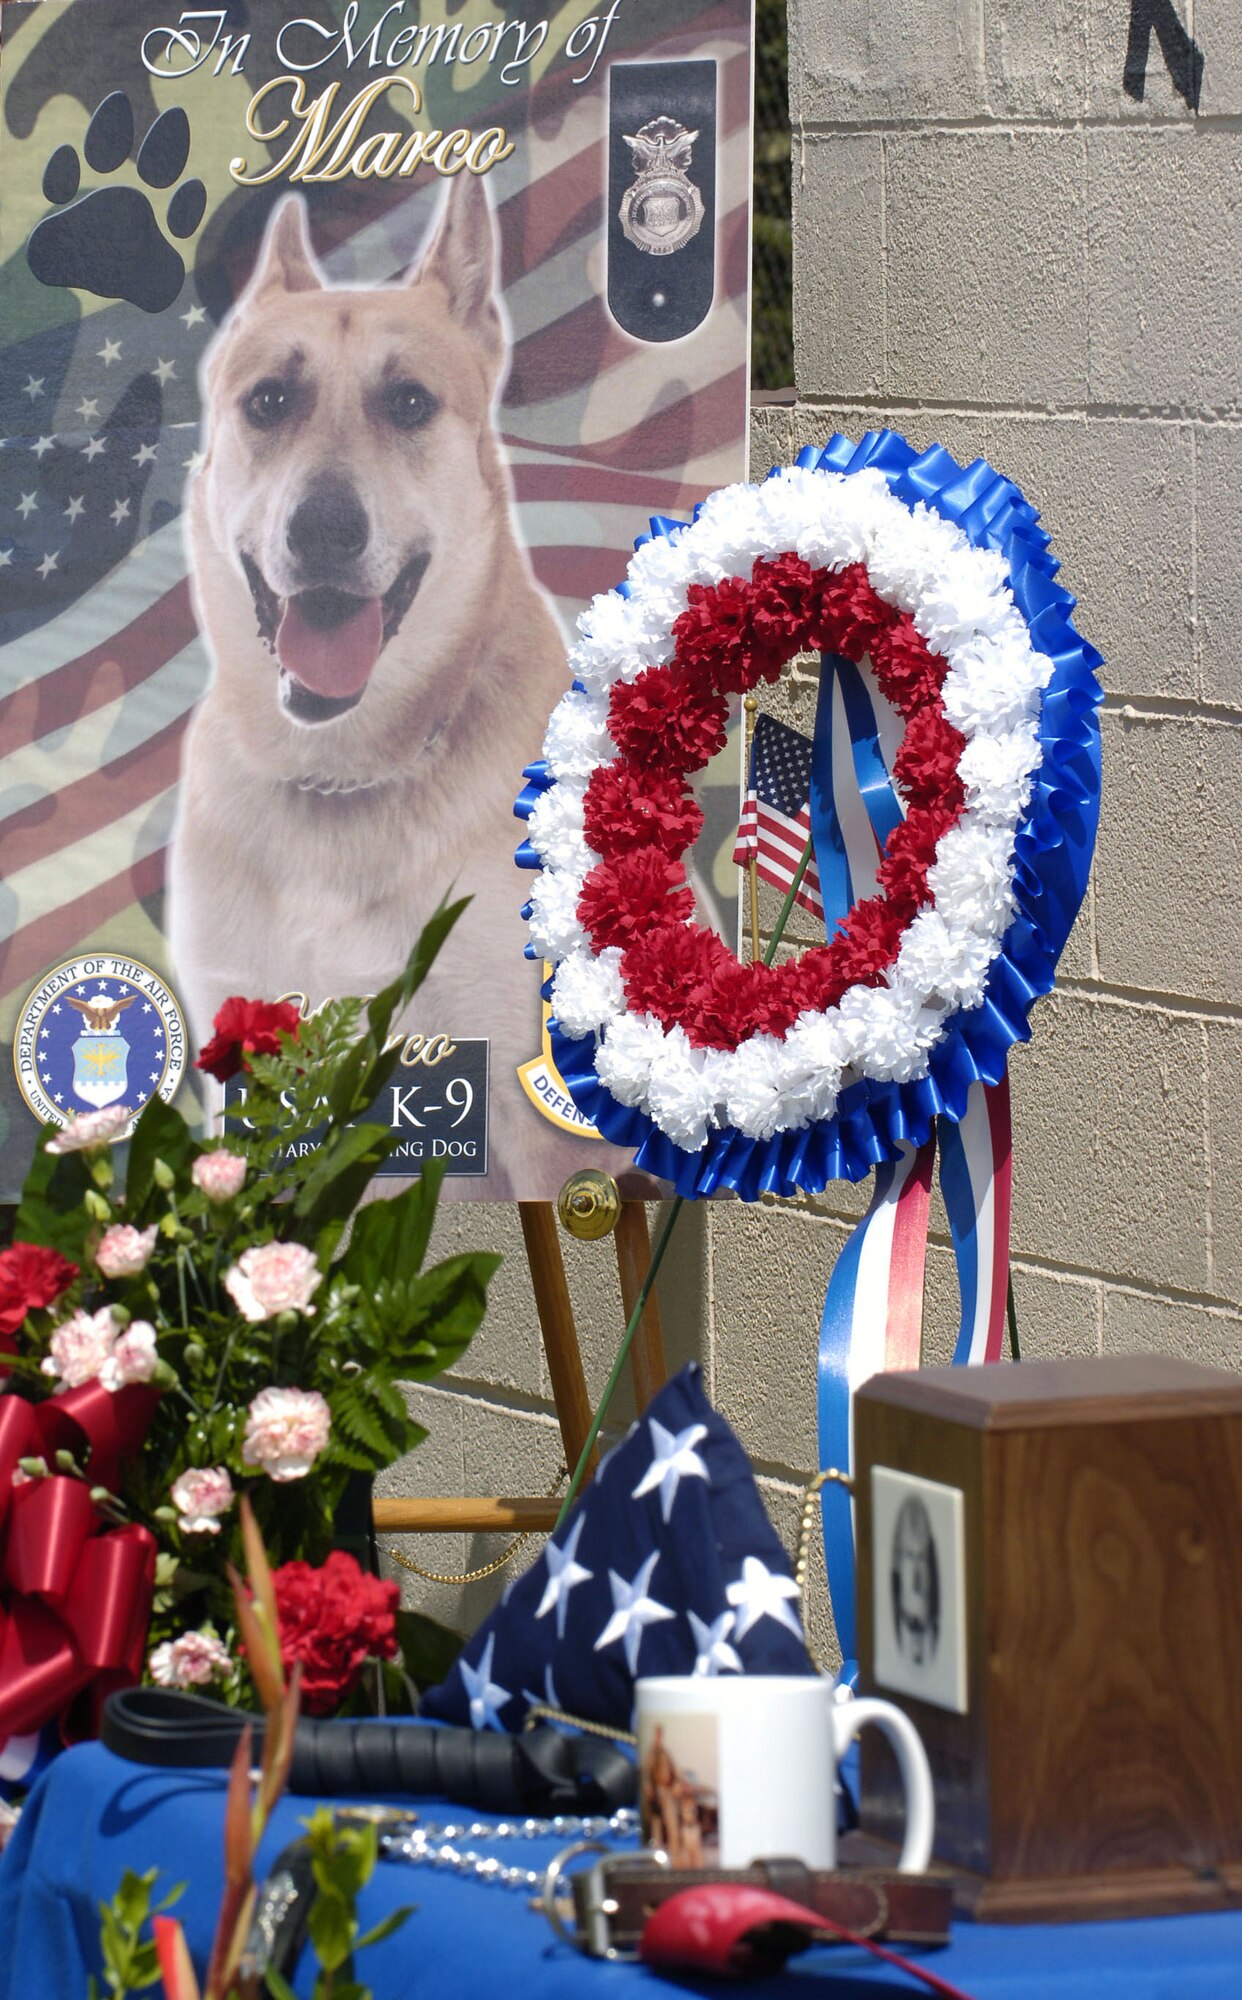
[3, 1739, 1242, 1998]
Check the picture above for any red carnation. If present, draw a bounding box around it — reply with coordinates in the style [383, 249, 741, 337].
[748, 552, 817, 663]
[583, 766, 704, 860]
[809, 563, 896, 659]
[578, 849, 695, 951]
[692, 957, 803, 1052]
[621, 921, 730, 1029]
[608, 665, 729, 774]
[871, 615, 946, 718]
[195, 996, 302, 1083]
[0, 1241, 78, 1345]
[893, 708, 967, 813]
[877, 804, 959, 917]
[271, 1550, 399, 1717]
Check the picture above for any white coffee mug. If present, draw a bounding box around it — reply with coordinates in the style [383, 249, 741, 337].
[634, 1675, 934, 1872]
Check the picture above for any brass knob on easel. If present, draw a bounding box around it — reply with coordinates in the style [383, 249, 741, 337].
[556, 1169, 622, 1240]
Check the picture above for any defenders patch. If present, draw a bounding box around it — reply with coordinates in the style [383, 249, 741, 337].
[13, 954, 187, 1133]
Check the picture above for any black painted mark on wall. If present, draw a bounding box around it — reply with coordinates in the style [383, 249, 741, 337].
[1124, 0, 1204, 110]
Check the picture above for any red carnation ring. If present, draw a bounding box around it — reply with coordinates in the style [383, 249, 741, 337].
[579, 558, 964, 1052]
[521, 459, 1063, 1164]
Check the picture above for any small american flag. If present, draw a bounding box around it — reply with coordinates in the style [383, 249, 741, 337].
[733, 713, 824, 922]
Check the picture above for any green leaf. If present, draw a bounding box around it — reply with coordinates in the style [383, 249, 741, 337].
[323, 1036, 373, 1128]
[262, 1968, 299, 2000]
[126, 1097, 194, 1215]
[307, 1887, 354, 1971]
[394, 1607, 465, 1690]
[291, 1121, 396, 1233]
[354, 1905, 414, 1950]
[399, 1252, 501, 1377]
[14, 1129, 93, 1264]
[335, 1158, 446, 1290]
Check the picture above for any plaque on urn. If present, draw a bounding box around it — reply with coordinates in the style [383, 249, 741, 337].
[849, 1356, 1242, 1922]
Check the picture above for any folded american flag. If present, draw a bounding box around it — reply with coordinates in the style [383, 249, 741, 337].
[732, 713, 824, 922]
[421, 1365, 814, 1733]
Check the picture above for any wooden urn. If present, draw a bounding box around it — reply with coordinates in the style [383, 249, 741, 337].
[849, 1355, 1242, 1921]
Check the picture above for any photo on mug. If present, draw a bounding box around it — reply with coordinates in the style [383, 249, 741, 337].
[637, 1714, 721, 1867]
[871, 1465, 969, 1714]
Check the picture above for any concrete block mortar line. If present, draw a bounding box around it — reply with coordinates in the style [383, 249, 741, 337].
[1203, 1018, 1216, 1291]
[792, 393, 1242, 426]
[797, 115, 1242, 137]
[879, 131, 889, 389]
[1100, 691, 1242, 725]
[399, 1374, 566, 1432]
[1055, 976, 1242, 1025]
[1007, 1250, 1242, 1321]
[1190, 423, 1202, 699]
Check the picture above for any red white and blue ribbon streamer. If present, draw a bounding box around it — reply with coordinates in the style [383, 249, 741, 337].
[941, 1074, 1013, 1366]
[817, 1136, 936, 1664]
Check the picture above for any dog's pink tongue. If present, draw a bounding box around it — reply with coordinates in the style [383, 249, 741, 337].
[276, 596, 384, 698]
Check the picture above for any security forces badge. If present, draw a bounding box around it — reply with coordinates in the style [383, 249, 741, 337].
[13, 954, 187, 1133]
[619, 115, 705, 256]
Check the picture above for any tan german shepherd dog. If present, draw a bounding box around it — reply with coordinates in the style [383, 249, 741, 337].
[169, 180, 577, 1197]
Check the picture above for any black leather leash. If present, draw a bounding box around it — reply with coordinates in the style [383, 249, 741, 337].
[101, 1688, 636, 1813]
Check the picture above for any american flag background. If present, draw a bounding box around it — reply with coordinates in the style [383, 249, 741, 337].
[732, 710, 825, 923]
[0, 0, 755, 1194]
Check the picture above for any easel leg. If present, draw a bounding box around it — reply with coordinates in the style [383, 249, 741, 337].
[614, 1199, 669, 1413]
[518, 1200, 598, 1483]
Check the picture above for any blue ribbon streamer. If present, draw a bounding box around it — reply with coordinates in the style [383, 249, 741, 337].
[810, 653, 905, 930]
[524, 431, 1103, 1201]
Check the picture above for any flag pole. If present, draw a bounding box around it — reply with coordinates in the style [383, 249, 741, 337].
[743, 694, 761, 962]
[554, 828, 819, 1529]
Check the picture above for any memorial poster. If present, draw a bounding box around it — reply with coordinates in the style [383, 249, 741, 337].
[0, 0, 754, 1200]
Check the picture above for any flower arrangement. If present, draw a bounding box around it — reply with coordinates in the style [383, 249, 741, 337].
[0, 896, 496, 1723]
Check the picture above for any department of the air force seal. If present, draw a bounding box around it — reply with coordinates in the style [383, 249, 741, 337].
[13, 955, 187, 1134]
[619, 116, 705, 256]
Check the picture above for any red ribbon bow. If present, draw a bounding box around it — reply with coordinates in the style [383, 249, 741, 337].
[0, 1384, 159, 1743]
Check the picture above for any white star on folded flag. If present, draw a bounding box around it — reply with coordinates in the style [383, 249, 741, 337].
[534, 1511, 592, 1640]
[594, 1550, 676, 1675]
[688, 1609, 743, 1677]
[421, 1365, 816, 1736]
[727, 1554, 805, 1642]
[630, 1417, 710, 1521]
[459, 1631, 511, 1732]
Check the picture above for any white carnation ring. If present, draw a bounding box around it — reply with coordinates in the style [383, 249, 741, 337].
[515, 433, 1102, 1201]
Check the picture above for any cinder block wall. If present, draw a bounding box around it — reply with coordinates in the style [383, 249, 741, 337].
[383, 2, 1241, 1665]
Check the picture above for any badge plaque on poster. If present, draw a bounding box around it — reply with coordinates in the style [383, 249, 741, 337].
[0, 0, 755, 1201]
[851, 1357, 1242, 1922]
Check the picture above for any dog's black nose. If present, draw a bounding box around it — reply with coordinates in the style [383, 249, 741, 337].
[286, 484, 369, 568]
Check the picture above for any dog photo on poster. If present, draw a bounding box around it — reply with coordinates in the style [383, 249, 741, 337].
[0, 0, 755, 1201]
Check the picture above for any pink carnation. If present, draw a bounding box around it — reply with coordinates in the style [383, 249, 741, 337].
[41, 1306, 120, 1388]
[96, 1224, 159, 1279]
[224, 1242, 322, 1323]
[242, 1385, 331, 1482]
[99, 1321, 159, 1391]
[171, 1465, 234, 1535]
[45, 1105, 131, 1154]
[192, 1150, 247, 1202]
[149, 1629, 232, 1690]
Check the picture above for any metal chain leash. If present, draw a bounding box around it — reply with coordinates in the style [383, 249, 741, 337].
[343, 1805, 641, 1892]
[383, 1466, 566, 1587]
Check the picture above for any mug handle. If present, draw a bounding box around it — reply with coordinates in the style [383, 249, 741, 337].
[831, 1696, 935, 1873]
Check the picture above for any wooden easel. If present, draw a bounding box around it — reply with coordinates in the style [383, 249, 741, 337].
[372, 1197, 669, 1537]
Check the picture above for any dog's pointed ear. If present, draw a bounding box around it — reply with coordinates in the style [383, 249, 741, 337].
[413, 175, 504, 366]
[244, 197, 324, 300]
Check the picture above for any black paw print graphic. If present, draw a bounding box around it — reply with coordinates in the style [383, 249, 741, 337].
[27, 91, 206, 315]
